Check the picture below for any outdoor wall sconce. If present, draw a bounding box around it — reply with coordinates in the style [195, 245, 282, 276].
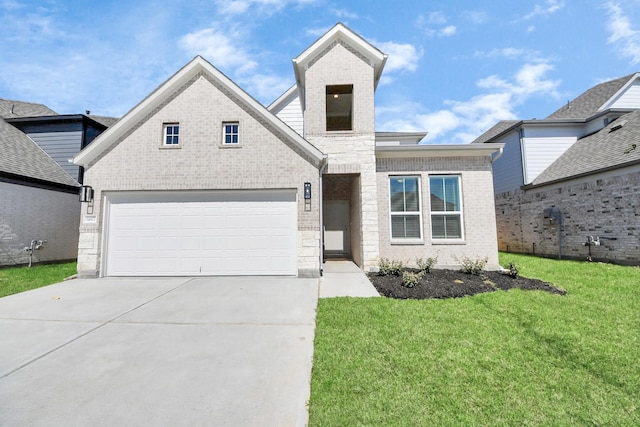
[304, 182, 312, 211]
[79, 185, 94, 203]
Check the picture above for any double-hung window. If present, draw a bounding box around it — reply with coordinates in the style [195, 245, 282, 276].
[430, 175, 463, 239]
[163, 123, 179, 146]
[223, 122, 239, 145]
[389, 176, 422, 240]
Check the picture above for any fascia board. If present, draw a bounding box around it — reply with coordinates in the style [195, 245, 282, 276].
[376, 143, 504, 158]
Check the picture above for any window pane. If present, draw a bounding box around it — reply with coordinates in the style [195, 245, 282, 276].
[430, 176, 460, 212]
[390, 178, 405, 212]
[443, 177, 460, 211]
[391, 215, 421, 239]
[431, 214, 462, 239]
[404, 178, 419, 212]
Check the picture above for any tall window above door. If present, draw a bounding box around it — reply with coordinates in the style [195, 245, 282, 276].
[389, 176, 422, 240]
[430, 175, 463, 239]
[326, 85, 353, 131]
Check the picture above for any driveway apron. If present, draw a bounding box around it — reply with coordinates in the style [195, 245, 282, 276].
[0, 276, 318, 426]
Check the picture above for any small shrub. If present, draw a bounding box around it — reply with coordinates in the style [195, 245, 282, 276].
[459, 256, 488, 276]
[507, 262, 519, 278]
[416, 256, 438, 273]
[378, 258, 404, 276]
[402, 271, 423, 288]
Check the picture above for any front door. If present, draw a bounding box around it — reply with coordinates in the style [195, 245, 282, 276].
[323, 200, 350, 258]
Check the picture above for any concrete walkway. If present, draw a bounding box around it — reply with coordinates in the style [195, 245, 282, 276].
[0, 276, 317, 427]
[319, 260, 380, 298]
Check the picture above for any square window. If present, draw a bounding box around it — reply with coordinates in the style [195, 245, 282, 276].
[389, 176, 422, 240]
[223, 122, 239, 144]
[163, 123, 179, 145]
[430, 176, 464, 239]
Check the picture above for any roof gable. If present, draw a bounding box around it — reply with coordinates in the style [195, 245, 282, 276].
[292, 23, 387, 108]
[547, 73, 637, 119]
[74, 56, 324, 168]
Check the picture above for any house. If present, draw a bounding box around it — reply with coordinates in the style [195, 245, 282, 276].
[473, 73, 640, 264]
[0, 100, 81, 265]
[73, 23, 504, 278]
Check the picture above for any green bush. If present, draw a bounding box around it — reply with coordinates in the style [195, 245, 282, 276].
[402, 271, 423, 288]
[416, 256, 438, 273]
[378, 258, 404, 276]
[507, 261, 519, 278]
[459, 256, 488, 275]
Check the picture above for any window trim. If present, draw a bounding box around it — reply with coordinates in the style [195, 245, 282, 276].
[389, 175, 423, 242]
[162, 123, 180, 148]
[429, 175, 465, 241]
[221, 121, 241, 147]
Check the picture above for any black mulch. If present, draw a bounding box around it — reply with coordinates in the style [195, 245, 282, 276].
[367, 269, 566, 300]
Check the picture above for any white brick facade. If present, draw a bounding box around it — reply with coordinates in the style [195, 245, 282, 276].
[78, 74, 321, 277]
[0, 182, 80, 266]
[303, 41, 380, 271]
[376, 157, 500, 270]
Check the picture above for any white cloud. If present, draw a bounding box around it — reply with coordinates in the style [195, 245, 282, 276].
[463, 10, 489, 25]
[521, 0, 564, 21]
[238, 73, 293, 103]
[330, 8, 359, 19]
[375, 41, 423, 73]
[179, 28, 257, 74]
[439, 25, 456, 37]
[214, 0, 317, 15]
[475, 47, 528, 59]
[377, 61, 561, 144]
[416, 12, 457, 37]
[605, 2, 640, 64]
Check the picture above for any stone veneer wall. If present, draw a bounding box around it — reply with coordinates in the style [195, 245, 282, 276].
[495, 168, 640, 265]
[376, 156, 500, 270]
[1, 182, 79, 266]
[78, 74, 320, 277]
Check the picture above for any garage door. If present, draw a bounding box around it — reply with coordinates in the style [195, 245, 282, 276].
[104, 190, 297, 276]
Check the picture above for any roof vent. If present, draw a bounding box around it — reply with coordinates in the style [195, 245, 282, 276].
[610, 120, 626, 132]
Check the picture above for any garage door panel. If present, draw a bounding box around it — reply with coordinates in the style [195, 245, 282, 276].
[105, 191, 297, 276]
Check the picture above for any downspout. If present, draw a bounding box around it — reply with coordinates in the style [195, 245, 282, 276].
[491, 145, 504, 163]
[318, 155, 329, 277]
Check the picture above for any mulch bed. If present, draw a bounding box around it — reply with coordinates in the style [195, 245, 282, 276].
[367, 269, 566, 300]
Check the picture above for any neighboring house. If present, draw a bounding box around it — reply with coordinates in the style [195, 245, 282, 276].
[73, 23, 503, 278]
[474, 73, 640, 264]
[0, 100, 81, 265]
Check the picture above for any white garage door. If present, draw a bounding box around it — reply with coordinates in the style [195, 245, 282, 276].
[104, 190, 297, 276]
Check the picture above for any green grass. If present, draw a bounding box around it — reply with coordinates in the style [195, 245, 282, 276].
[0, 262, 77, 298]
[309, 253, 640, 426]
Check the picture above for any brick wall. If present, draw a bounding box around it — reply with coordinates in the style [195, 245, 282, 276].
[495, 168, 640, 265]
[376, 156, 500, 270]
[0, 182, 80, 266]
[79, 74, 321, 277]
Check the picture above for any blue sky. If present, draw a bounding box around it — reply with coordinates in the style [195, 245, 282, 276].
[2, 0, 640, 144]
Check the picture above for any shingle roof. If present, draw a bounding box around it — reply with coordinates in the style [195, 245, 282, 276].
[470, 120, 519, 144]
[0, 99, 78, 187]
[88, 115, 119, 127]
[531, 110, 640, 186]
[546, 74, 635, 119]
[0, 98, 57, 118]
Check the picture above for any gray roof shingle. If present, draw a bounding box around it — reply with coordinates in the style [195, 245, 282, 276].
[546, 74, 636, 119]
[532, 110, 640, 185]
[470, 120, 519, 144]
[88, 114, 119, 127]
[0, 98, 57, 118]
[1, 99, 79, 187]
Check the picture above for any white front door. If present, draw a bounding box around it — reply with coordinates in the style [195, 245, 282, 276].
[323, 200, 350, 257]
[104, 190, 297, 276]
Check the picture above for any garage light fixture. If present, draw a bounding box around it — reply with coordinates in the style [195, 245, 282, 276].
[79, 185, 94, 203]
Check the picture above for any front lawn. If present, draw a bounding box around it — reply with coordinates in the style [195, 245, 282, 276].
[0, 262, 77, 298]
[309, 254, 640, 426]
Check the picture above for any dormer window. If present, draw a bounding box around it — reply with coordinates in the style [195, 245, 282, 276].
[326, 85, 353, 131]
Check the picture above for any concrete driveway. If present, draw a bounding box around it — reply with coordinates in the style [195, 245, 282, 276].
[0, 276, 318, 426]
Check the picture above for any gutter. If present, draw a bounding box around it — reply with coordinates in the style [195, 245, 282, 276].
[318, 155, 329, 277]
